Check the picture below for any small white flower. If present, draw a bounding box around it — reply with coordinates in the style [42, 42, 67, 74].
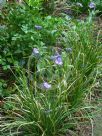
[76, 2, 83, 7]
[32, 48, 39, 55]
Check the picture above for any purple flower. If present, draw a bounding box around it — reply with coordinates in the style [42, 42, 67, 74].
[35, 25, 42, 30]
[76, 2, 83, 7]
[32, 48, 39, 56]
[55, 55, 63, 65]
[89, 2, 96, 9]
[42, 82, 51, 89]
[51, 54, 63, 65]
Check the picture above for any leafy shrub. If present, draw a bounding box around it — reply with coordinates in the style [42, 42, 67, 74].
[0, 4, 65, 68]
[0, 3, 66, 97]
[23, 0, 42, 14]
[23, 0, 55, 15]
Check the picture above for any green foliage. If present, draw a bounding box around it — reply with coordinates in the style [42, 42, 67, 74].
[0, 80, 7, 97]
[0, 1, 101, 135]
[24, 0, 42, 13]
[70, 0, 102, 15]
[94, 0, 102, 13]
[0, 3, 66, 97]
[0, 73, 74, 135]
[0, 12, 101, 135]
[24, 0, 42, 7]
[23, 0, 55, 15]
[0, 4, 65, 68]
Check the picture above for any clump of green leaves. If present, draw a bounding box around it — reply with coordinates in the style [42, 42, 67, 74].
[0, 3, 65, 68]
[23, 0, 55, 15]
[0, 3, 66, 97]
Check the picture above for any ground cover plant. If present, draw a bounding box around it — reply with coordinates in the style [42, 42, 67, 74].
[0, 0, 102, 136]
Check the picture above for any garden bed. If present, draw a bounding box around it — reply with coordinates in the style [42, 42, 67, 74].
[0, 0, 102, 136]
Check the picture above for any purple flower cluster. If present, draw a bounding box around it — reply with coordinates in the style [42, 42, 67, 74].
[89, 2, 96, 9]
[32, 47, 72, 90]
